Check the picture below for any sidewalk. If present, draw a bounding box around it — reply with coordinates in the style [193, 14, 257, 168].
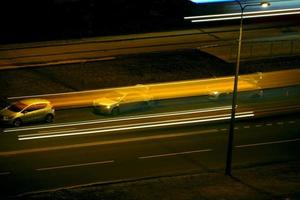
[15, 161, 300, 200]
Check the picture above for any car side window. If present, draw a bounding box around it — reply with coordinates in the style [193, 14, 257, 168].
[35, 103, 47, 110]
[24, 105, 36, 112]
[24, 103, 47, 112]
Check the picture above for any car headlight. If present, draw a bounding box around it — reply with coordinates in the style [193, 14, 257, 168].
[106, 105, 111, 109]
[3, 115, 14, 120]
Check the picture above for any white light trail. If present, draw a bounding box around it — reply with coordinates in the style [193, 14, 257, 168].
[18, 111, 253, 141]
[185, 7, 300, 22]
[5, 106, 232, 133]
[236, 138, 300, 148]
[185, 7, 300, 19]
[36, 160, 114, 171]
[139, 149, 212, 159]
[191, 10, 300, 22]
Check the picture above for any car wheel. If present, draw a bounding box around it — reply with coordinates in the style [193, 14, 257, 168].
[45, 114, 54, 123]
[13, 118, 22, 127]
[111, 107, 120, 115]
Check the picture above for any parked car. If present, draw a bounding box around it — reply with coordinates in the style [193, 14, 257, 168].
[93, 90, 153, 115]
[0, 98, 55, 127]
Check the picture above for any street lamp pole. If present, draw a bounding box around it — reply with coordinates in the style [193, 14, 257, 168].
[225, 0, 270, 176]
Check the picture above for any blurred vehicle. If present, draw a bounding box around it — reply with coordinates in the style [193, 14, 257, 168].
[93, 90, 153, 115]
[0, 98, 55, 127]
[208, 89, 263, 100]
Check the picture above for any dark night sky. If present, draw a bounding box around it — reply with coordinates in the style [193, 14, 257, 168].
[0, 0, 201, 44]
[1, 0, 299, 44]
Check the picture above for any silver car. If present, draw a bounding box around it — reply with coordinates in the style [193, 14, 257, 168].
[0, 98, 55, 127]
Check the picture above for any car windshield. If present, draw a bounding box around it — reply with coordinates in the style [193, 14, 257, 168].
[7, 102, 27, 112]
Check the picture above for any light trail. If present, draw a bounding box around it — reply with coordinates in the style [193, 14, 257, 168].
[236, 138, 300, 148]
[191, 10, 300, 22]
[138, 149, 212, 159]
[5, 106, 232, 133]
[185, 7, 300, 19]
[18, 111, 253, 141]
[36, 160, 114, 171]
[0, 129, 218, 156]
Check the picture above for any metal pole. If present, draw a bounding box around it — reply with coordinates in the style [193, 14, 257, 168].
[225, 3, 244, 176]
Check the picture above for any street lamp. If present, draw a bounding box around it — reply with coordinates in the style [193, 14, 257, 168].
[225, 0, 270, 176]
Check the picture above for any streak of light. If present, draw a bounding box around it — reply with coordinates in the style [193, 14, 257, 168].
[236, 138, 300, 148]
[5, 106, 232, 133]
[36, 160, 114, 171]
[185, 7, 300, 19]
[138, 149, 212, 159]
[0, 172, 11, 176]
[191, 10, 300, 22]
[0, 129, 218, 156]
[18, 111, 253, 141]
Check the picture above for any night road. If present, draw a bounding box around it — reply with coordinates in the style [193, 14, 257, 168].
[1, 84, 299, 197]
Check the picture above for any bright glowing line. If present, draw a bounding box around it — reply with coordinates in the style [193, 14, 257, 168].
[18, 112, 253, 141]
[191, 11, 300, 22]
[6, 106, 232, 133]
[1, 129, 218, 156]
[36, 160, 114, 171]
[0, 172, 11, 176]
[185, 7, 300, 19]
[139, 149, 212, 159]
[19, 111, 253, 138]
[236, 138, 300, 148]
[190, 0, 235, 3]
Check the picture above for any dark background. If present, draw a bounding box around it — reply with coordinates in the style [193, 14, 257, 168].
[0, 0, 200, 44]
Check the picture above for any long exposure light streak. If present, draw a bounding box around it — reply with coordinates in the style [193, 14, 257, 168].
[18, 111, 254, 141]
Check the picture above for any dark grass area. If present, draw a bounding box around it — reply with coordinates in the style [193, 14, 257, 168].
[15, 161, 300, 200]
[0, 49, 300, 98]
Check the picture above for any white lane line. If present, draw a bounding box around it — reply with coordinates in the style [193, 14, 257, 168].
[139, 149, 212, 159]
[36, 160, 114, 171]
[276, 122, 284, 125]
[236, 138, 300, 148]
[18, 112, 253, 141]
[255, 124, 262, 128]
[243, 125, 250, 129]
[234, 127, 239, 130]
[288, 121, 295, 124]
[220, 128, 228, 131]
[0, 172, 11, 176]
[266, 123, 273, 126]
[5, 106, 232, 133]
[0, 129, 218, 156]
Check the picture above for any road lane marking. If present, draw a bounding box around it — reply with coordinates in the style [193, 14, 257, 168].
[243, 125, 250, 129]
[5, 106, 232, 133]
[236, 138, 300, 148]
[276, 122, 284, 125]
[139, 149, 212, 159]
[0, 171, 11, 176]
[18, 112, 253, 141]
[288, 121, 295, 124]
[36, 160, 114, 171]
[266, 123, 273, 126]
[255, 124, 262, 127]
[0, 129, 218, 156]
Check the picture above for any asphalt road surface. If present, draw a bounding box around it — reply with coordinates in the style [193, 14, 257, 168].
[0, 85, 299, 197]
